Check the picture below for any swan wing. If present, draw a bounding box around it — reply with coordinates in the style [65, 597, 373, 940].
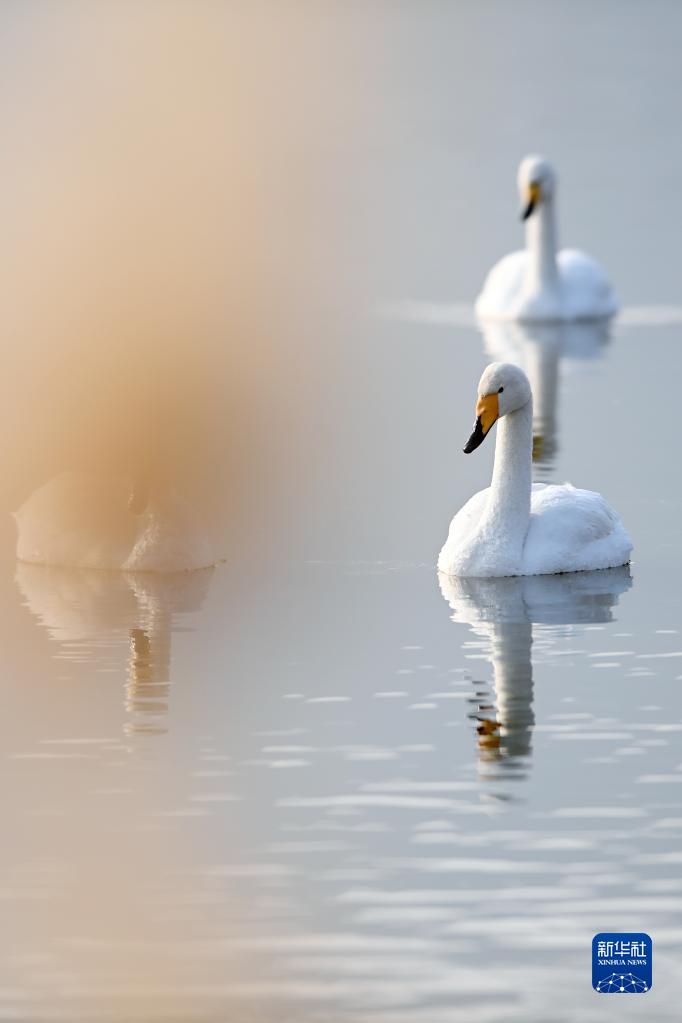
[437, 487, 491, 575]
[522, 483, 632, 575]
[557, 248, 619, 319]
[475, 251, 528, 320]
[14, 471, 137, 569]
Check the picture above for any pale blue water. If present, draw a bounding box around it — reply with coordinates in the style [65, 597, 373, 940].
[2, 2, 682, 1020]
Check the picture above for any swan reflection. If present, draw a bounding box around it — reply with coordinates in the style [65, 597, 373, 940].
[439, 567, 632, 776]
[15, 564, 212, 737]
[480, 319, 610, 476]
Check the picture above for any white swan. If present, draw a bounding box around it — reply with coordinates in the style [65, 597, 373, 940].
[14, 471, 214, 573]
[475, 155, 618, 322]
[437, 363, 632, 578]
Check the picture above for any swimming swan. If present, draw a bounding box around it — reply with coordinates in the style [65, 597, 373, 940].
[14, 472, 214, 573]
[437, 363, 632, 578]
[475, 155, 618, 322]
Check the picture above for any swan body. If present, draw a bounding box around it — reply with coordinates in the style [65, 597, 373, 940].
[475, 156, 618, 322]
[440, 480, 631, 578]
[14, 472, 214, 573]
[437, 363, 632, 579]
[477, 248, 618, 322]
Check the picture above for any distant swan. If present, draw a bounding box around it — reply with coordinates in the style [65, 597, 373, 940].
[14, 472, 214, 573]
[475, 155, 618, 322]
[437, 363, 632, 578]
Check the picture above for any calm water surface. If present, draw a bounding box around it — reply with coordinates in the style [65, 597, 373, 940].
[3, 320, 682, 1022]
[2, 2, 682, 1021]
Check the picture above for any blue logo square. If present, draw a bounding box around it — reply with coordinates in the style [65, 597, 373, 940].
[593, 932, 652, 993]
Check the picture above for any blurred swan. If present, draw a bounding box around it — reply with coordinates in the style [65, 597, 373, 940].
[438, 363, 632, 578]
[15, 562, 213, 735]
[481, 318, 610, 473]
[14, 471, 214, 572]
[475, 155, 618, 322]
[440, 567, 631, 768]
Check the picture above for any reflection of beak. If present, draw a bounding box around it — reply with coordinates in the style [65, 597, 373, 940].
[464, 392, 499, 454]
[521, 181, 541, 221]
[532, 433, 544, 461]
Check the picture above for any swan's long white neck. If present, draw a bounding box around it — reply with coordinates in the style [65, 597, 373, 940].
[525, 195, 559, 291]
[481, 399, 533, 563]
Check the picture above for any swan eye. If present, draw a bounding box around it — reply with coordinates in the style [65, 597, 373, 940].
[498, 387, 504, 393]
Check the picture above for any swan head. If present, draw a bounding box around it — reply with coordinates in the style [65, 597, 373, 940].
[464, 362, 532, 454]
[518, 154, 555, 221]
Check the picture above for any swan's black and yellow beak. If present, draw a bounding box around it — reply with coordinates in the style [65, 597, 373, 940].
[464, 392, 499, 453]
[521, 181, 541, 221]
